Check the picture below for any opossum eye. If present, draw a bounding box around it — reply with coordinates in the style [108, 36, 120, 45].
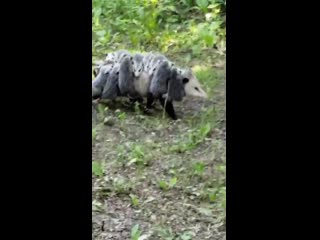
[139, 69, 141, 72]
[116, 72, 119, 75]
[153, 68, 156, 72]
[132, 61, 134, 65]
[195, 87, 199, 91]
[182, 78, 189, 84]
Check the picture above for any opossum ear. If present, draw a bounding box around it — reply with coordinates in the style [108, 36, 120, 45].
[103, 68, 110, 75]
[183, 78, 189, 84]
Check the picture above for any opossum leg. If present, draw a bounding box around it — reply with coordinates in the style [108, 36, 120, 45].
[158, 96, 177, 120]
[146, 92, 156, 109]
[123, 96, 144, 107]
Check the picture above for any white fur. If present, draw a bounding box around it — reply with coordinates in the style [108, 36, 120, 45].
[180, 68, 208, 99]
[133, 71, 150, 97]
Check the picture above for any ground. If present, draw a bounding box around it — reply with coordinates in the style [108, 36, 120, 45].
[92, 52, 226, 240]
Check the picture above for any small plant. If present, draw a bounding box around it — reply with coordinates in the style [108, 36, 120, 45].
[159, 177, 177, 191]
[118, 111, 126, 120]
[180, 231, 193, 240]
[92, 128, 97, 141]
[128, 144, 147, 166]
[113, 176, 132, 194]
[92, 161, 103, 177]
[129, 194, 139, 207]
[131, 224, 141, 240]
[193, 162, 206, 175]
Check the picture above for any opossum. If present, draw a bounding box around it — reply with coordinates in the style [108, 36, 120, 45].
[100, 63, 120, 100]
[132, 53, 144, 78]
[92, 63, 113, 99]
[105, 49, 132, 64]
[93, 50, 208, 120]
[118, 56, 140, 99]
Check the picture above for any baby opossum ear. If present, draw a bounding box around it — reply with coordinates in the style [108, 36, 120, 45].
[182, 78, 189, 84]
[103, 68, 110, 75]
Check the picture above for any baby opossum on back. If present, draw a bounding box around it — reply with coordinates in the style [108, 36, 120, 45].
[105, 49, 132, 64]
[132, 53, 144, 78]
[92, 63, 114, 99]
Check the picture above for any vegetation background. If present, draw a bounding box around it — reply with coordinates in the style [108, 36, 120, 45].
[92, 0, 226, 239]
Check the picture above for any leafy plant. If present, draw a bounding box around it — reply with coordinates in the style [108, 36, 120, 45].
[92, 161, 103, 177]
[129, 194, 139, 207]
[159, 177, 178, 190]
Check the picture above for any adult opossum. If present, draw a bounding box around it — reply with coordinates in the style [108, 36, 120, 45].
[93, 50, 208, 120]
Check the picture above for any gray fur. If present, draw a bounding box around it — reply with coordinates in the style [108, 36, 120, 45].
[147, 54, 169, 78]
[143, 52, 156, 71]
[132, 53, 144, 78]
[105, 49, 132, 64]
[118, 56, 138, 98]
[92, 64, 113, 99]
[93, 60, 107, 77]
[149, 60, 171, 99]
[167, 67, 186, 102]
[101, 64, 120, 100]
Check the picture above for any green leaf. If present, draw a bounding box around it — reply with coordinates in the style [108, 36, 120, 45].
[96, 30, 106, 37]
[159, 180, 168, 190]
[196, 0, 209, 9]
[194, 162, 205, 174]
[92, 128, 97, 140]
[180, 232, 193, 240]
[130, 194, 139, 207]
[118, 112, 126, 120]
[169, 177, 177, 188]
[131, 224, 141, 240]
[92, 162, 103, 177]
